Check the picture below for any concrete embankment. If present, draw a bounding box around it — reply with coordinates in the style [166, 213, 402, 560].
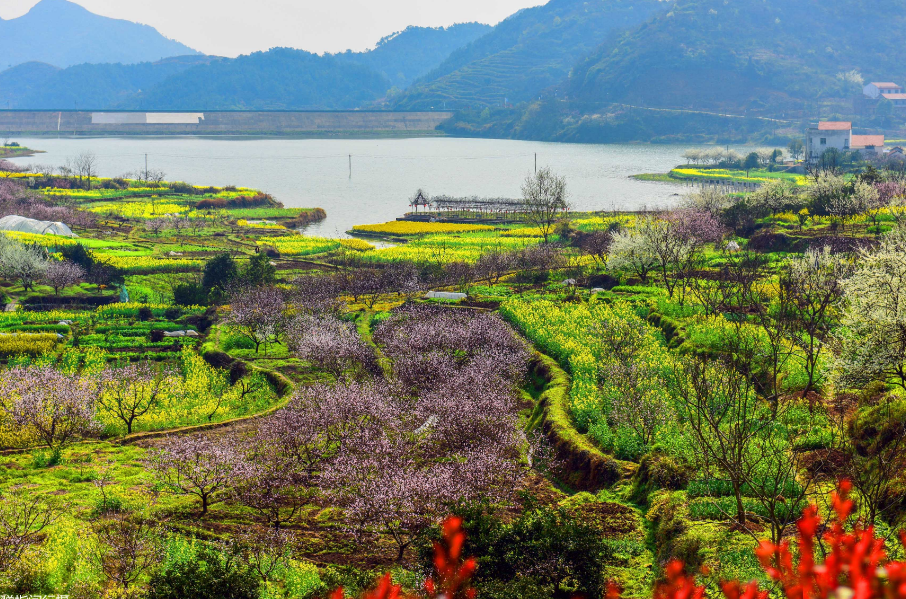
[0, 110, 455, 136]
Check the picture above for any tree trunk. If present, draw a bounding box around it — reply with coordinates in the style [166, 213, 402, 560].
[733, 481, 746, 526]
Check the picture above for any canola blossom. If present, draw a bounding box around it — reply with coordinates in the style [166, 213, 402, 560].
[671, 168, 808, 186]
[257, 235, 373, 256]
[352, 221, 495, 236]
[236, 219, 286, 229]
[500, 298, 674, 433]
[94, 253, 204, 273]
[363, 232, 538, 264]
[89, 201, 192, 218]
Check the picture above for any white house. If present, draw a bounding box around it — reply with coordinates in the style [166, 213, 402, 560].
[806, 121, 852, 161]
[864, 82, 904, 99]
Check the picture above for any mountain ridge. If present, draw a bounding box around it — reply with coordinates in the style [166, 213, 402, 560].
[0, 0, 201, 69]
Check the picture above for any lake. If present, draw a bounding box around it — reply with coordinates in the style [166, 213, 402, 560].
[8, 137, 690, 236]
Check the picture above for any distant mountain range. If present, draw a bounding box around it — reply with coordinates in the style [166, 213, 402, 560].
[3, 0, 904, 142]
[0, 0, 200, 69]
[0, 22, 492, 110]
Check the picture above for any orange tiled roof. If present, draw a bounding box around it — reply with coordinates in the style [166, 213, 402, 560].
[818, 121, 852, 130]
[852, 135, 885, 148]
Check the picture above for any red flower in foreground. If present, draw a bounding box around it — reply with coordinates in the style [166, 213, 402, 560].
[334, 481, 906, 599]
[329, 516, 476, 599]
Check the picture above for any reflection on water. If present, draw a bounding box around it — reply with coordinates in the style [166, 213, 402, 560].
[11, 136, 690, 236]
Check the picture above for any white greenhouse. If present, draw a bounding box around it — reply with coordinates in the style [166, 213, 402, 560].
[0, 215, 77, 237]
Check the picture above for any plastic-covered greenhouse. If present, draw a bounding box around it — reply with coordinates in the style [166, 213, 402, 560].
[0, 215, 77, 237]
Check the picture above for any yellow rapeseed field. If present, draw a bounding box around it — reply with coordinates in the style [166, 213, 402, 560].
[352, 221, 495, 236]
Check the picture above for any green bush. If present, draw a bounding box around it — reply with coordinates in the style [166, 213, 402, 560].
[630, 450, 692, 503]
[174, 283, 209, 307]
[146, 544, 261, 599]
[688, 496, 802, 522]
[31, 448, 63, 468]
[223, 332, 256, 351]
[90, 495, 126, 518]
[687, 478, 802, 499]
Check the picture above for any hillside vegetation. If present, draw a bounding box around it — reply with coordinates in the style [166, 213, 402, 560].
[0, 56, 216, 110]
[118, 49, 392, 110]
[570, 0, 906, 114]
[333, 23, 493, 89]
[394, 0, 668, 110]
[0, 23, 490, 111]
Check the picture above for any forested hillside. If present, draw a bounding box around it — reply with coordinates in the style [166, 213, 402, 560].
[0, 22, 489, 110]
[570, 0, 906, 114]
[0, 56, 216, 110]
[118, 49, 391, 110]
[394, 0, 669, 110]
[333, 23, 492, 90]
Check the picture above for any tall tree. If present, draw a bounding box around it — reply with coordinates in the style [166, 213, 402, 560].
[521, 167, 570, 244]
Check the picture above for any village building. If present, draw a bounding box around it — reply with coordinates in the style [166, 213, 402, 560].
[881, 93, 906, 108]
[864, 82, 904, 98]
[806, 121, 852, 161]
[852, 134, 886, 154]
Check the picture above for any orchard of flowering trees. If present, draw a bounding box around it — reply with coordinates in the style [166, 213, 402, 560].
[12, 155, 906, 599]
[146, 305, 534, 563]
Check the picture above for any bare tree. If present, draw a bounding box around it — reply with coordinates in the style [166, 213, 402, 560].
[91, 513, 163, 592]
[97, 362, 171, 435]
[0, 491, 61, 576]
[73, 151, 98, 190]
[521, 167, 570, 244]
[846, 401, 906, 528]
[234, 528, 297, 583]
[673, 354, 771, 531]
[782, 248, 849, 398]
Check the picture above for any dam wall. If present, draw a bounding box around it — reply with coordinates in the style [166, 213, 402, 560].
[0, 110, 455, 136]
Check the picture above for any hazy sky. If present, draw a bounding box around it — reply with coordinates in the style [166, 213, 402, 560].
[0, 0, 543, 56]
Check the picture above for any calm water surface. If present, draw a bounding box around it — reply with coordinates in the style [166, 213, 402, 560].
[10, 137, 689, 236]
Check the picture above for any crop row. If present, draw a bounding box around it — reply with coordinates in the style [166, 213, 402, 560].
[352, 221, 495, 236]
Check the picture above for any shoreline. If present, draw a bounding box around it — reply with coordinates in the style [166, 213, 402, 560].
[0, 147, 41, 159]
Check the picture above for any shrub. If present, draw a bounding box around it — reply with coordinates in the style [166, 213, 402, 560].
[223, 332, 256, 351]
[168, 181, 196, 194]
[31, 447, 63, 468]
[174, 283, 208, 306]
[630, 450, 692, 503]
[146, 544, 261, 599]
[90, 495, 126, 518]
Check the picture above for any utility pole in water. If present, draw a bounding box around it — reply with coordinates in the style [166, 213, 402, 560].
[144, 154, 148, 181]
[534, 153, 537, 173]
